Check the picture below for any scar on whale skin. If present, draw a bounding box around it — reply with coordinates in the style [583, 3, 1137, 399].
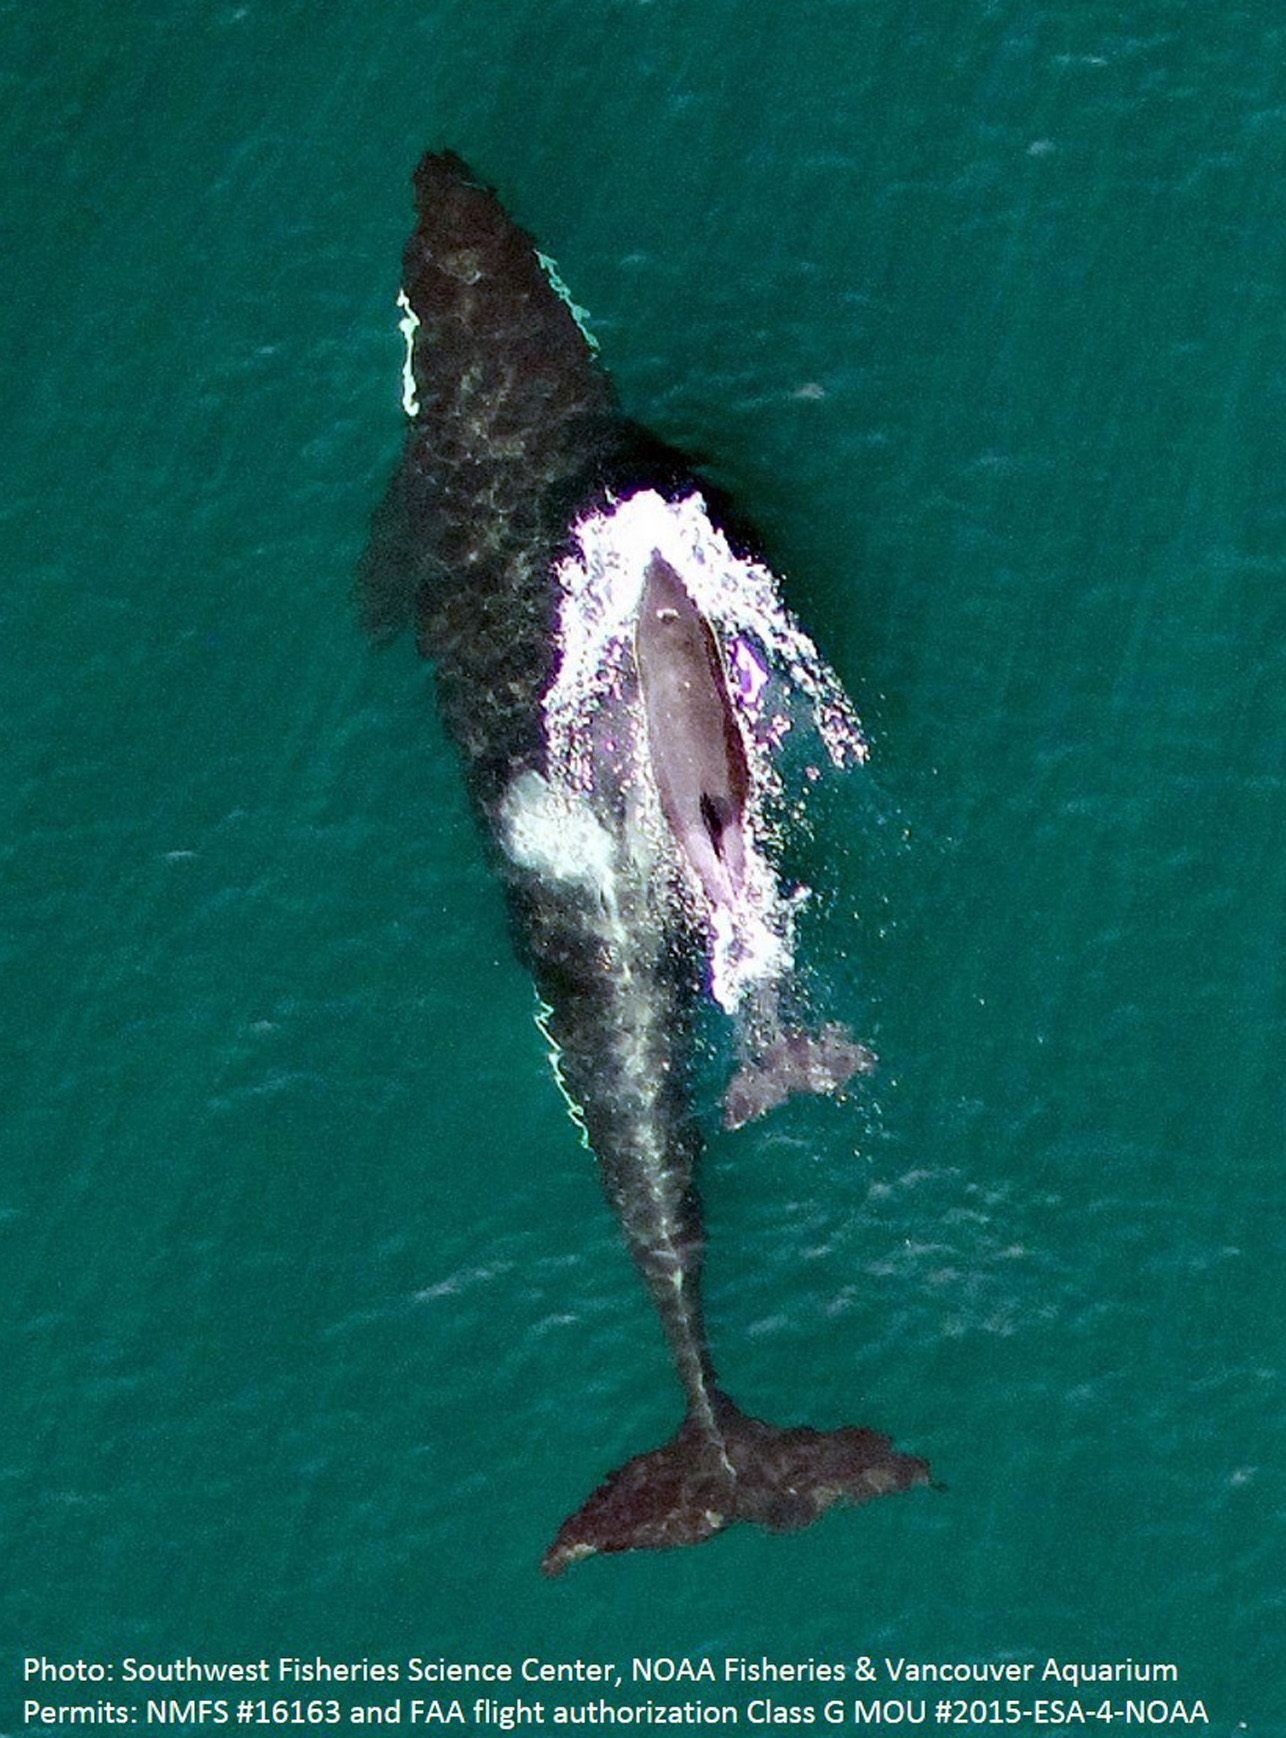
[363, 148, 929, 1573]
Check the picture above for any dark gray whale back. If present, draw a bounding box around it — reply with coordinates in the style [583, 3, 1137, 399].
[363, 151, 688, 815]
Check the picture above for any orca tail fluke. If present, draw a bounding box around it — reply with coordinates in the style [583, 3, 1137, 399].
[540, 1395, 929, 1575]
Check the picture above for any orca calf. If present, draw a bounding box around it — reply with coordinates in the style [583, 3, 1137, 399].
[362, 151, 928, 1573]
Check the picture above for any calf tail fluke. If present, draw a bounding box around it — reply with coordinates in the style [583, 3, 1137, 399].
[723, 1023, 878, 1130]
[541, 1394, 929, 1575]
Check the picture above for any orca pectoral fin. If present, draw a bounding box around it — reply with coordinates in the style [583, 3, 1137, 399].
[541, 1398, 928, 1575]
[722, 1023, 877, 1130]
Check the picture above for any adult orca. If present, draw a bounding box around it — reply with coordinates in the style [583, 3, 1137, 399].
[362, 151, 928, 1573]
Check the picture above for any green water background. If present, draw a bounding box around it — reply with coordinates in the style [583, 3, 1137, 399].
[3, 0, 1283, 1729]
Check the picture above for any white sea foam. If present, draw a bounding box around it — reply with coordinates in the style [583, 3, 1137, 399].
[499, 768, 616, 893]
[541, 489, 864, 1013]
[396, 289, 420, 417]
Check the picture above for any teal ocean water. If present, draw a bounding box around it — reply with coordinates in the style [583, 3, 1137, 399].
[3, 0, 1283, 1731]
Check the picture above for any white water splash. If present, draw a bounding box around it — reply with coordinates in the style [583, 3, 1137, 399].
[541, 489, 865, 1013]
[535, 250, 601, 353]
[396, 288, 420, 417]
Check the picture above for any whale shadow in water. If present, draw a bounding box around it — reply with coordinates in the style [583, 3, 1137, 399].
[362, 150, 929, 1574]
